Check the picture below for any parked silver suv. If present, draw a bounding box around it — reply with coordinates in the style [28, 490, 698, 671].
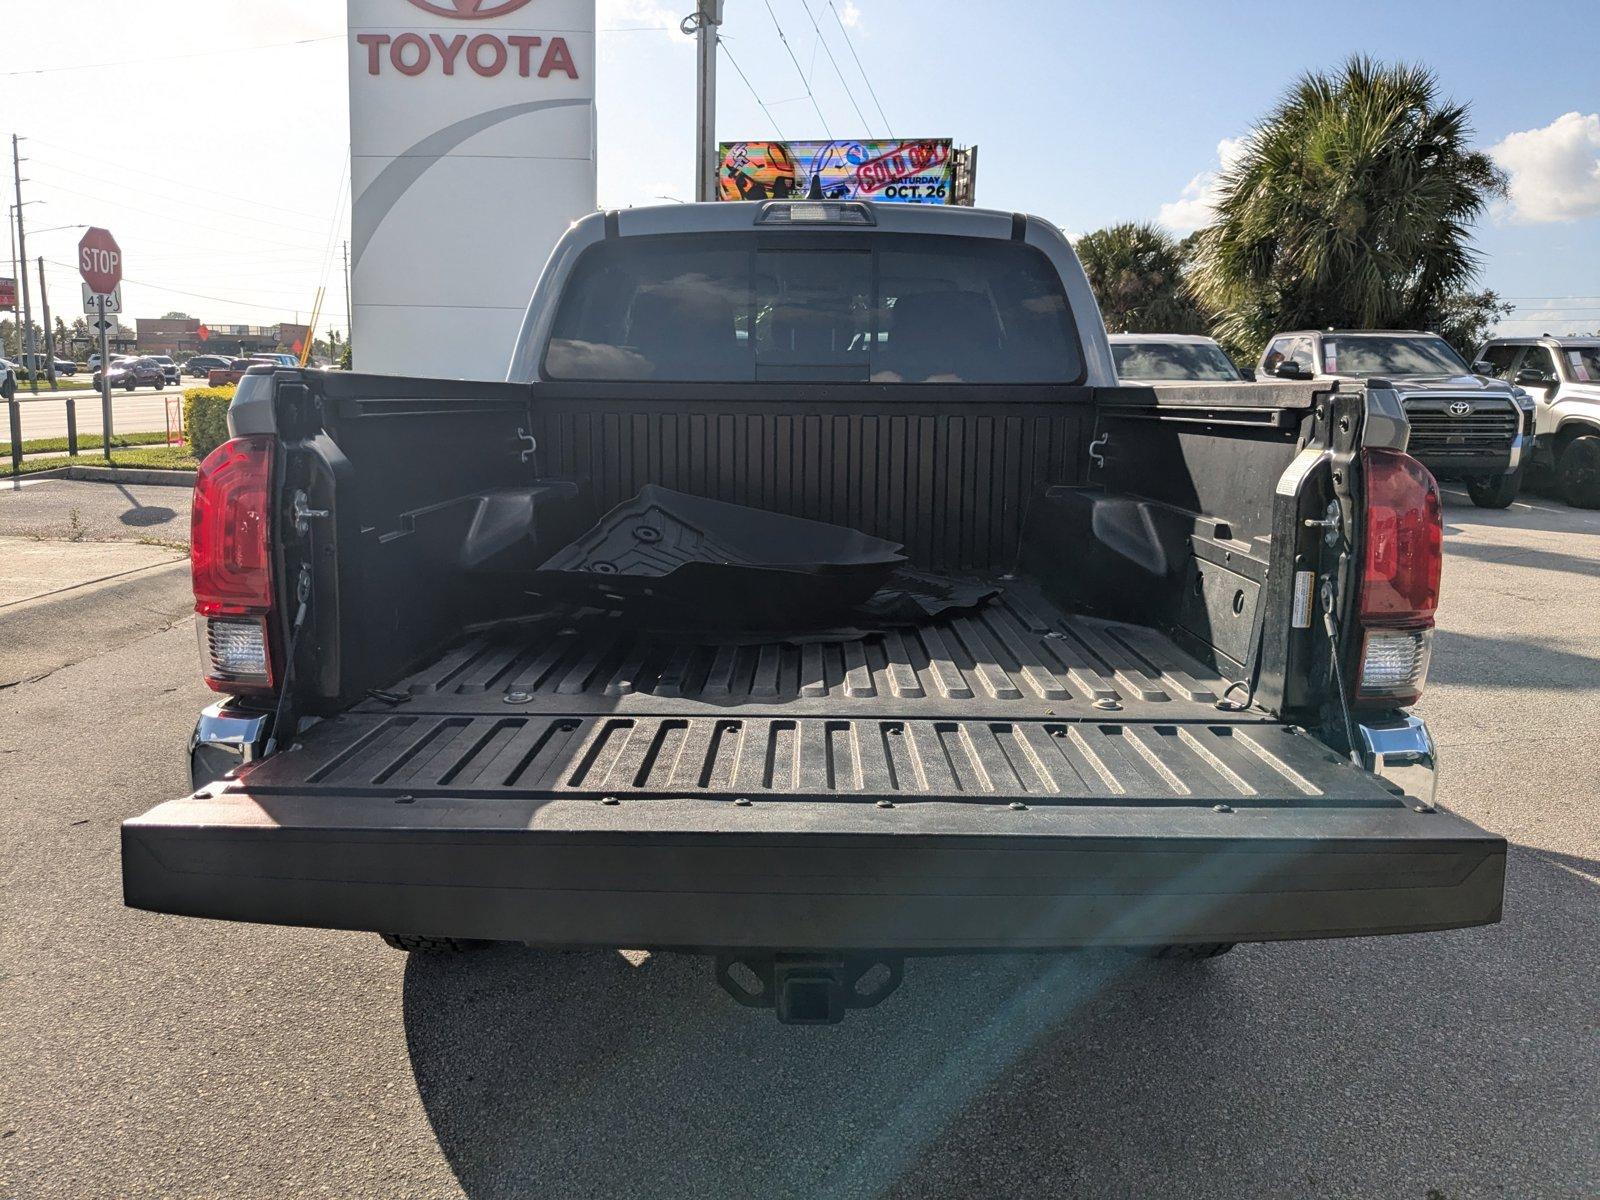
[1474, 337, 1600, 508]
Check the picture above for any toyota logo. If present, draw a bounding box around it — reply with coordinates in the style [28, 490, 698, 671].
[1448, 400, 1472, 416]
[406, 0, 534, 17]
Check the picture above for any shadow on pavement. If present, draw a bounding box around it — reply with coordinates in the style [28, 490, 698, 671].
[1442, 538, 1600, 581]
[402, 849, 1599, 1200]
[118, 504, 177, 528]
[1430, 627, 1600, 690]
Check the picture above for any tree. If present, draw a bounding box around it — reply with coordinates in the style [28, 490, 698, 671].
[161, 310, 192, 320]
[1428, 289, 1515, 358]
[1075, 222, 1209, 334]
[1192, 57, 1506, 362]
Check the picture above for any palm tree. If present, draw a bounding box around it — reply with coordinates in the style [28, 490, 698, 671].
[1075, 222, 1209, 334]
[1192, 57, 1505, 361]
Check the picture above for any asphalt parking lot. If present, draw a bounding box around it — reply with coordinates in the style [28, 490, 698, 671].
[0, 481, 1596, 1199]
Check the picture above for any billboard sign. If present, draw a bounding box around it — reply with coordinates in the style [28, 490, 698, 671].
[717, 139, 954, 204]
[348, 0, 596, 378]
[0, 277, 14, 309]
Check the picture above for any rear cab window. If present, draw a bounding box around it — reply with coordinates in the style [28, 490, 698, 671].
[542, 232, 1083, 384]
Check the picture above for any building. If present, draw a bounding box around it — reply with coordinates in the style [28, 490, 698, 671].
[136, 318, 312, 359]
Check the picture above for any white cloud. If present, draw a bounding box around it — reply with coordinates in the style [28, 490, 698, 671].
[1156, 136, 1248, 235]
[837, 1, 862, 28]
[1490, 112, 1600, 224]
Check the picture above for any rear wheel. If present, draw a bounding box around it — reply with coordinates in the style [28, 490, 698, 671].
[1466, 466, 1523, 508]
[1129, 943, 1237, 960]
[378, 933, 491, 953]
[1556, 435, 1600, 509]
[124, 378, 136, 391]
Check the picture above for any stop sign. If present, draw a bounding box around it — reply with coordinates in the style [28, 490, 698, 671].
[78, 227, 123, 295]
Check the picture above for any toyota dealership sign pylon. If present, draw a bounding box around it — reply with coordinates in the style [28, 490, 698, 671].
[348, 0, 596, 377]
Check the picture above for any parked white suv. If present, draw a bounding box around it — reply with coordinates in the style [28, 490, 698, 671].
[1474, 337, 1600, 508]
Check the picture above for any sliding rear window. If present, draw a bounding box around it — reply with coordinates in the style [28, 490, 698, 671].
[542, 232, 1083, 384]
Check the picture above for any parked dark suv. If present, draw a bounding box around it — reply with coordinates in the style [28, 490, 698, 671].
[183, 354, 231, 379]
[94, 356, 168, 391]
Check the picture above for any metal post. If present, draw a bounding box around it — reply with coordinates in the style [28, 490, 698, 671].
[97, 295, 112, 462]
[12, 136, 38, 394]
[7, 387, 21, 477]
[342, 239, 352, 354]
[36, 256, 56, 391]
[691, 0, 724, 202]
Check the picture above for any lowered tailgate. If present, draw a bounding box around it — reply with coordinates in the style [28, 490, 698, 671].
[125, 727, 1503, 953]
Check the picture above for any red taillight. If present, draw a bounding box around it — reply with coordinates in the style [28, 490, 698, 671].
[1360, 448, 1442, 621]
[1357, 448, 1442, 706]
[192, 436, 276, 693]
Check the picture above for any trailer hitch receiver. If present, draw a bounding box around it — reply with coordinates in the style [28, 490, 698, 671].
[715, 952, 904, 1024]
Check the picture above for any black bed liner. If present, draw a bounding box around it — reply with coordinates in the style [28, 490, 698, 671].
[237, 581, 1379, 807]
[360, 583, 1237, 721]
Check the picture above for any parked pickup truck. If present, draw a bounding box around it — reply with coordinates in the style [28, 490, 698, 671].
[1259, 329, 1533, 508]
[1109, 332, 1251, 382]
[123, 201, 1504, 1023]
[1475, 336, 1600, 508]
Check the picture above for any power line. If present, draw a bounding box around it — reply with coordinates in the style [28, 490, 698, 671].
[719, 41, 790, 142]
[44, 259, 341, 320]
[28, 157, 327, 237]
[28, 137, 330, 221]
[1, 34, 343, 77]
[826, 0, 892, 139]
[762, 0, 832, 139]
[799, 0, 873, 136]
[27, 180, 324, 250]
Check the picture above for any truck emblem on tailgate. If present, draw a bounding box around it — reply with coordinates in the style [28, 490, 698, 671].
[406, 0, 535, 18]
[1448, 400, 1472, 416]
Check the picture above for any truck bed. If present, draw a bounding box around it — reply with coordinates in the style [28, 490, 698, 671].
[264, 581, 1338, 805]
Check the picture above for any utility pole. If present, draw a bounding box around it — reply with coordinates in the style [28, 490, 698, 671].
[686, 0, 724, 202]
[12, 134, 38, 393]
[342, 239, 352, 351]
[36, 256, 57, 389]
[7, 204, 19, 355]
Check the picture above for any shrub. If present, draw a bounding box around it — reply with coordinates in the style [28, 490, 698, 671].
[183, 385, 235, 460]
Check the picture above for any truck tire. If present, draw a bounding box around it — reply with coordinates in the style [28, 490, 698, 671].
[1556, 435, 1600, 509]
[1131, 943, 1237, 960]
[1466, 466, 1523, 509]
[378, 933, 491, 953]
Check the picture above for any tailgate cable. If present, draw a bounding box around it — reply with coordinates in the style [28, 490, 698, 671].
[1319, 576, 1362, 766]
[262, 563, 312, 757]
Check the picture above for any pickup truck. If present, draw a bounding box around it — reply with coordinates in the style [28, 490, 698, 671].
[1475, 336, 1600, 508]
[123, 201, 1505, 1024]
[1109, 333, 1251, 382]
[1259, 329, 1533, 508]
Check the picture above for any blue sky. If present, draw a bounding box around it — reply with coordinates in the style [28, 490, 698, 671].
[7, 1, 1598, 335]
[601, 0, 1600, 335]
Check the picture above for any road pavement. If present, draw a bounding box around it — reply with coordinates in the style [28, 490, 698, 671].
[0, 484, 1596, 1199]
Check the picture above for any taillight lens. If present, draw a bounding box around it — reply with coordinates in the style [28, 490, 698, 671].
[1357, 448, 1442, 707]
[192, 436, 276, 693]
[1360, 448, 1442, 621]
